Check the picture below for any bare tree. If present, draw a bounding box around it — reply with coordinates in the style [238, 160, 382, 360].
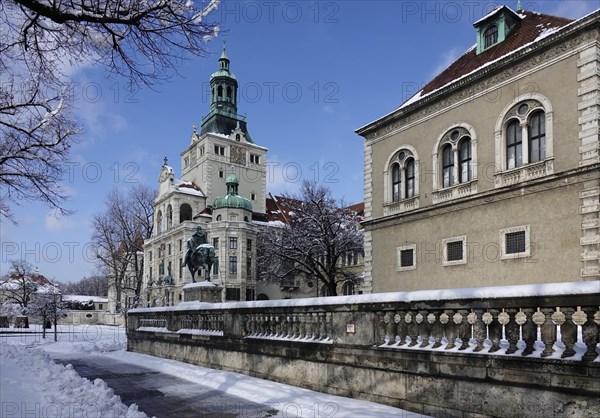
[0, 259, 58, 307]
[91, 184, 155, 312]
[257, 181, 364, 297]
[26, 292, 66, 340]
[59, 275, 108, 296]
[1, 0, 219, 220]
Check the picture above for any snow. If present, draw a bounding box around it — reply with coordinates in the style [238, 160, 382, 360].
[63, 295, 108, 303]
[0, 341, 146, 417]
[1, 325, 424, 417]
[131, 280, 600, 313]
[182, 280, 218, 289]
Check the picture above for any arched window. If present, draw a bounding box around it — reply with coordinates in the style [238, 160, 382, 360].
[157, 211, 163, 234]
[384, 147, 419, 209]
[506, 119, 522, 169]
[484, 25, 498, 48]
[216, 214, 222, 221]
[405, 158, 415, 198]
[391, 163, 401, 202]
[166, 205, 173, 229]
[319, 284, 331, 297]
[179, 204, 192, 223]
[528, 111, 546, 163]
[217, 85, 223, 101]
[342, 281, 355, 296]
[442, 144, 454, 188]
[459, 138, 472, 183]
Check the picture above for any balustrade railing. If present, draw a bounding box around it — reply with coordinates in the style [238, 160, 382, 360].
[129, 282, 600, 362]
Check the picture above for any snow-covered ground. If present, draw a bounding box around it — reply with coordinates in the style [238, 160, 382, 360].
[1, 325, 426, 417]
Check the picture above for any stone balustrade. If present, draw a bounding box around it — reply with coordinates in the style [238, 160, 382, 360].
[128, 281, 600, 417]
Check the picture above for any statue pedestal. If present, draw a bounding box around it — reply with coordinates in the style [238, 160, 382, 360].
[182, 281, 223, 303]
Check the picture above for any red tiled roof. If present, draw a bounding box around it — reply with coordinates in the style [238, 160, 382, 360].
[420, 10, 573, 96]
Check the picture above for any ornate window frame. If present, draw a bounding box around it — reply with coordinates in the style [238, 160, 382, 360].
[442, 235, 467, 267]
[494, 93, 554, 188]
[396, 244, 417, 272]
[432, 123, 478, 204]
[383, 145, 419, 216]
[499, 224, 531, 260]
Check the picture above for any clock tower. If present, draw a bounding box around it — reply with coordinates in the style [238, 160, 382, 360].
[180, 47, 267, 213]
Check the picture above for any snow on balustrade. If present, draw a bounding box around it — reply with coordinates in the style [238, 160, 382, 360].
[376, 305, 599, 361]
[244, 312, 333, 344]
[129, 281, 600, 362]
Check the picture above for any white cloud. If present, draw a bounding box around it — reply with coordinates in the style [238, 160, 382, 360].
[44, 208, 76, 232]
[429, 47, 463, 80]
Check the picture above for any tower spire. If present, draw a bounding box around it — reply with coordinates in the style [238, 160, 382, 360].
[516, 0, 522, 11]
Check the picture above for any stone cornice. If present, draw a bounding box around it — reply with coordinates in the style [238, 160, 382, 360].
[362, 163, 600, 230]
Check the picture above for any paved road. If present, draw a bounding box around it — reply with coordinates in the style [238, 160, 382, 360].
[55, 356, 278, 418]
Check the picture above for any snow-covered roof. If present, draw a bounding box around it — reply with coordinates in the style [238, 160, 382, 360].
[63, 295, 109, 303]
[130, 280, 599, 313]
[356, 8, 591, 135]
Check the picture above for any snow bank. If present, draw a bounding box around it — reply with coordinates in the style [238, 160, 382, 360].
[0, 344, 146, 418]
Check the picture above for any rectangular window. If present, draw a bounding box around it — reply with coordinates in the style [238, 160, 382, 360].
[149, 251, 152, 261]
[442, 236, 468, 266]
[149, 267, 153, 278]
[246, 288, 255, 301]
[226, 288, 241, 301]
[99, 304, 103, 310]
[179, 258, 183, 279]
[179, 240, 182, 252]
[229, 256, 238, 273]
[247, 239, 252, 252]
[214, 145, 225, 156]
[229, 237, 238, 250]
[199, 146, 204, 156]
[213, 258, 219, 275]
[246, 257, 252, 276]
[500, 225, 531, 259]
[250, 154, 260, 164]
[167, 261, 172, 277]
[506, 231, 526, 254]
[400, 250, 413, 267]
[397, 244, 416, 271]
[168, 244, 171, 255]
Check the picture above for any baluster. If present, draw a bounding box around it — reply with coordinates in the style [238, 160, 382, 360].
[497, 309, 510, 352]
[520, 308, 536, 356]
[308, 313, 315, 339]
[455, 310, 469, 350]
[292, 314, 299, 338]
[416, 311, 429, 347]
[504, 308, 520, 354]
[540, 308, 556, 357]
[558, 307, 576, 358]
[429, 313, 443, 348]
[439, 311, 450, 349]
[318, 313, 326, 339]
[296, 313, 305, 339]
[383, 312, 393, 345]
[445, 311, 458, 350]
[325, 312, 333, 340]
[406, 312, 418, 346]
[488, 309, 502, 353]
[581, 306, 599, 362]
[472, 309, 486, 352]
[395, 311, 407, 346]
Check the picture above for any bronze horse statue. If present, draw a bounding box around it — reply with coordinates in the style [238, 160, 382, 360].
[182, 227, 216, 282]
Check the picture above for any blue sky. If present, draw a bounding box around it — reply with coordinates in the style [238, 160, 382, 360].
[1, 0, 597, 282]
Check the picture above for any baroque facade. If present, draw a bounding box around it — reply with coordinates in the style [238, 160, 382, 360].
[142, 50, 365, 305]
[356, 6, 600, 292]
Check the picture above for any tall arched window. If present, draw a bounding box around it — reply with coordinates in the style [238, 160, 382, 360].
[179, 203, 192, 223]
[484, 25, 498, 48]
[157, 211, 163, 233]
[506, 120, 522, 169]
[405, 158, 415, 198]
[217, 85, 223, 101]
[442, 144, 454, 188]
[226, 86, 232, 102]
[391, 163, 401, 202]
[342, 281, 355, 296]
[528, 111, 546, 163]
[459, 138, 472, 183]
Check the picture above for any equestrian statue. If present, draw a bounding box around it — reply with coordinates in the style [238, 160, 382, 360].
[182, 227, 216, 282]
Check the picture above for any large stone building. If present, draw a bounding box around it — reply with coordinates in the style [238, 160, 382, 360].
[142, 49, 365, 305]
[356, 6, 600, 293]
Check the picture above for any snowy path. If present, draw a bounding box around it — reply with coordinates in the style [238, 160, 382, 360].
[2, 326, 428, 417]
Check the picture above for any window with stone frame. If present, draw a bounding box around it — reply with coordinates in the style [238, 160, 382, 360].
[229, 256, 237, 274]
[397, 244, 417, 271]
[386, 148, 419, 204]
[229, 237, 237, 250]
[433, 127, 475, 193]
[500, 225, 531, 260]
[442, 236, 467, 266]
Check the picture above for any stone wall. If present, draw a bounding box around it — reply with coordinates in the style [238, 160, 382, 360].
[127, 282, 600, 417]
